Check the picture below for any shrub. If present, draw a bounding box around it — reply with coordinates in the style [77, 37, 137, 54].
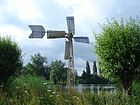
[0, 36, 22, 85]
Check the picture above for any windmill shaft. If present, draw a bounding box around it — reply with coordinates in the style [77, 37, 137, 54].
[67, 37, 75, 91]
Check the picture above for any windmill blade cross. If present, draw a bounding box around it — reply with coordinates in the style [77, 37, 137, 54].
[74, 37, 90, 44]
[29, 25, 45, 38]
[28, 16, 90, 92]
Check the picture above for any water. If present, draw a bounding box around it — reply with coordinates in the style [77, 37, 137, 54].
[54, 84, 116, 94]
[75, 84, 116, 94]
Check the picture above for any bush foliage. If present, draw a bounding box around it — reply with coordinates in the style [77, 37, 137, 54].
[0, 36, 22, 85]
[95, 18, 140, 94]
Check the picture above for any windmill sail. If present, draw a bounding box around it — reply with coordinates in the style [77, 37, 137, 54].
[29, 25, 45, 38]
[47, 30, 65, 39]
[74, 37, 89, 44]
[65, 41, 70, 60]
[66, 16, 75, 34]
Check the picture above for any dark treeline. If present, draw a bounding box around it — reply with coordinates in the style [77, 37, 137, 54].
[20, 53, 109, 85]
[78, 61, 109, 84]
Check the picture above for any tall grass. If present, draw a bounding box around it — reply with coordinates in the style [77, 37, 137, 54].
[0, 75, 140, 105]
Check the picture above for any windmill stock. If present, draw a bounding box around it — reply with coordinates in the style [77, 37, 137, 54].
[28, 16, 89, 91]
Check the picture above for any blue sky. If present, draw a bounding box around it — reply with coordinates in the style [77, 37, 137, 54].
[0, 0, 140, 75]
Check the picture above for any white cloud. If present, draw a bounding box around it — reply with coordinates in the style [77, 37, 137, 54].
[74, 57, 86, 75]
[54, 0, 105, 21]
[53, 0, 80, 8]
[6, 0, 44, 23]
[0, 25, 25, 41]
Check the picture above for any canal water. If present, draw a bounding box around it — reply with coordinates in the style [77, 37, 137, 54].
[75, 84, 116, 93]
[54, 84, 116, 94]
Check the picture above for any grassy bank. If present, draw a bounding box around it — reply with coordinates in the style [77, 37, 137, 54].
[0, 75, 140, 105]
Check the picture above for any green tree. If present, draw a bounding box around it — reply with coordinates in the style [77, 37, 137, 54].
[50, 60, 66, 84]
[81, 70, 88, 84]
[93, 61, 97, 76]
[86, 61, 91, 83]
[75, 70, 79, 84]
[95, 18, 140, 94]
[0, 36, 22, 85]
[22, 63, 35, 75]
[23, 53, 49, 79]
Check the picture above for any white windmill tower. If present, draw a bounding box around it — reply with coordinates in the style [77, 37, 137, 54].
[28, 16, 89, 91]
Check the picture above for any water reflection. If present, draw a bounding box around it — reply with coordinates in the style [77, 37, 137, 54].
[75, 84, 116, 94]
[52, 84, 116, 94]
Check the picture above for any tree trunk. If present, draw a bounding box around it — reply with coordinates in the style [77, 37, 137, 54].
[122, 80, 132, 95]
[122, 70, 133, 95]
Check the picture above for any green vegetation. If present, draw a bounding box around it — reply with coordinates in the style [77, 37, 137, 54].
[22, 53, 49, 79]
[0, 76, 140, 105]
[95, 18, 140, 94]
[86, 61, 91, 83]
[50, 60, 67, 84]
[93, 61, 97, 76]
[22, 54, 67, 85]
[0, 36, 22, 86]
[79, 61, 109, 84]
[19, 51, 106, 85]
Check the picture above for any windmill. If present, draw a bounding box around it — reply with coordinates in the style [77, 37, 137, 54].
[28, 16, 89, 91]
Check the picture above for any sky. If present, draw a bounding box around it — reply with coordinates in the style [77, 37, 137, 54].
[0, 0, 140, 75]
